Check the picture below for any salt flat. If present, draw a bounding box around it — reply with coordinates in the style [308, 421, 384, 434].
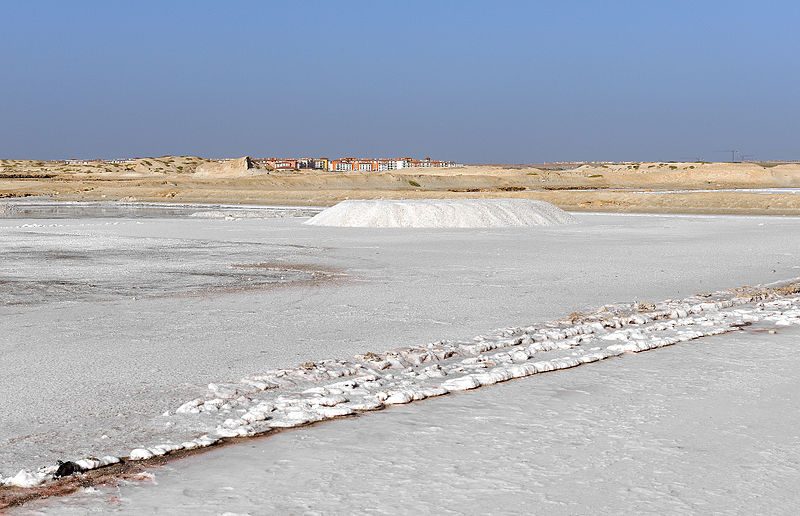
[2, 207, 800, 506]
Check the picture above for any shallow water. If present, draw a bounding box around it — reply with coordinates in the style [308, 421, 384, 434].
[0, 200, 321, 219]
[0, 228, 319, 306]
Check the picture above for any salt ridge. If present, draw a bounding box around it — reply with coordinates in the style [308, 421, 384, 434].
[3, 281, 800, 489]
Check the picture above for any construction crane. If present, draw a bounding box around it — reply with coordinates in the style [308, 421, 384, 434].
[715, 150, 740, 163]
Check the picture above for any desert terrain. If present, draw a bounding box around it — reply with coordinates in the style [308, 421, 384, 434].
[3, 157, 800, 214]
[7, 0, 799, 513]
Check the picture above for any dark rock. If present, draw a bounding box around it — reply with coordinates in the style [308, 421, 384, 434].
[54, 460, 84, 478]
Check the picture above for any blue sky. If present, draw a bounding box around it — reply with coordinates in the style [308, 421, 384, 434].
[1, 1, 798, 162]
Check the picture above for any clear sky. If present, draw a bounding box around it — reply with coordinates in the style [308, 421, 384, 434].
[2, 0, 798, 162]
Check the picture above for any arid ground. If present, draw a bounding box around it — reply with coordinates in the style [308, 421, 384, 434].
[3, 157, 800, 214]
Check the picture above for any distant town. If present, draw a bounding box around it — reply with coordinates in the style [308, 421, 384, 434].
[253, 156, 459, 172]
[62, 156, 460, 172]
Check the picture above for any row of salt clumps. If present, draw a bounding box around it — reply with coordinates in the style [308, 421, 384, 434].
[225, 296, 800, 431]
[208, 331, 604, 437]
[1, 302, 779, 487]
[198, 300, 800, 438]
[439, 297, 800, 392]
[5, 282, 799, 489]
[0, 435, 221, 488]
[173, 284, 791, 417]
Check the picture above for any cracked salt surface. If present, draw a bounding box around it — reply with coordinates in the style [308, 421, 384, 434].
[4, 280, 799, 490]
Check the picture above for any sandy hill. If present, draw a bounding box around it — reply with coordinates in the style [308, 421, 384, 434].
[0, 156, 209, 178]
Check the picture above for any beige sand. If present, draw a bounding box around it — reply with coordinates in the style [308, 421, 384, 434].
[2, 158, 800, 214]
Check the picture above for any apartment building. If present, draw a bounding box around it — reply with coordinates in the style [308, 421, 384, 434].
[252, 158, 298, 170]
[297, 158, 330, 170]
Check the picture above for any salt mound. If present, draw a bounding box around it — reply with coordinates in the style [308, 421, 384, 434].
[304, 199, 577, 228]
